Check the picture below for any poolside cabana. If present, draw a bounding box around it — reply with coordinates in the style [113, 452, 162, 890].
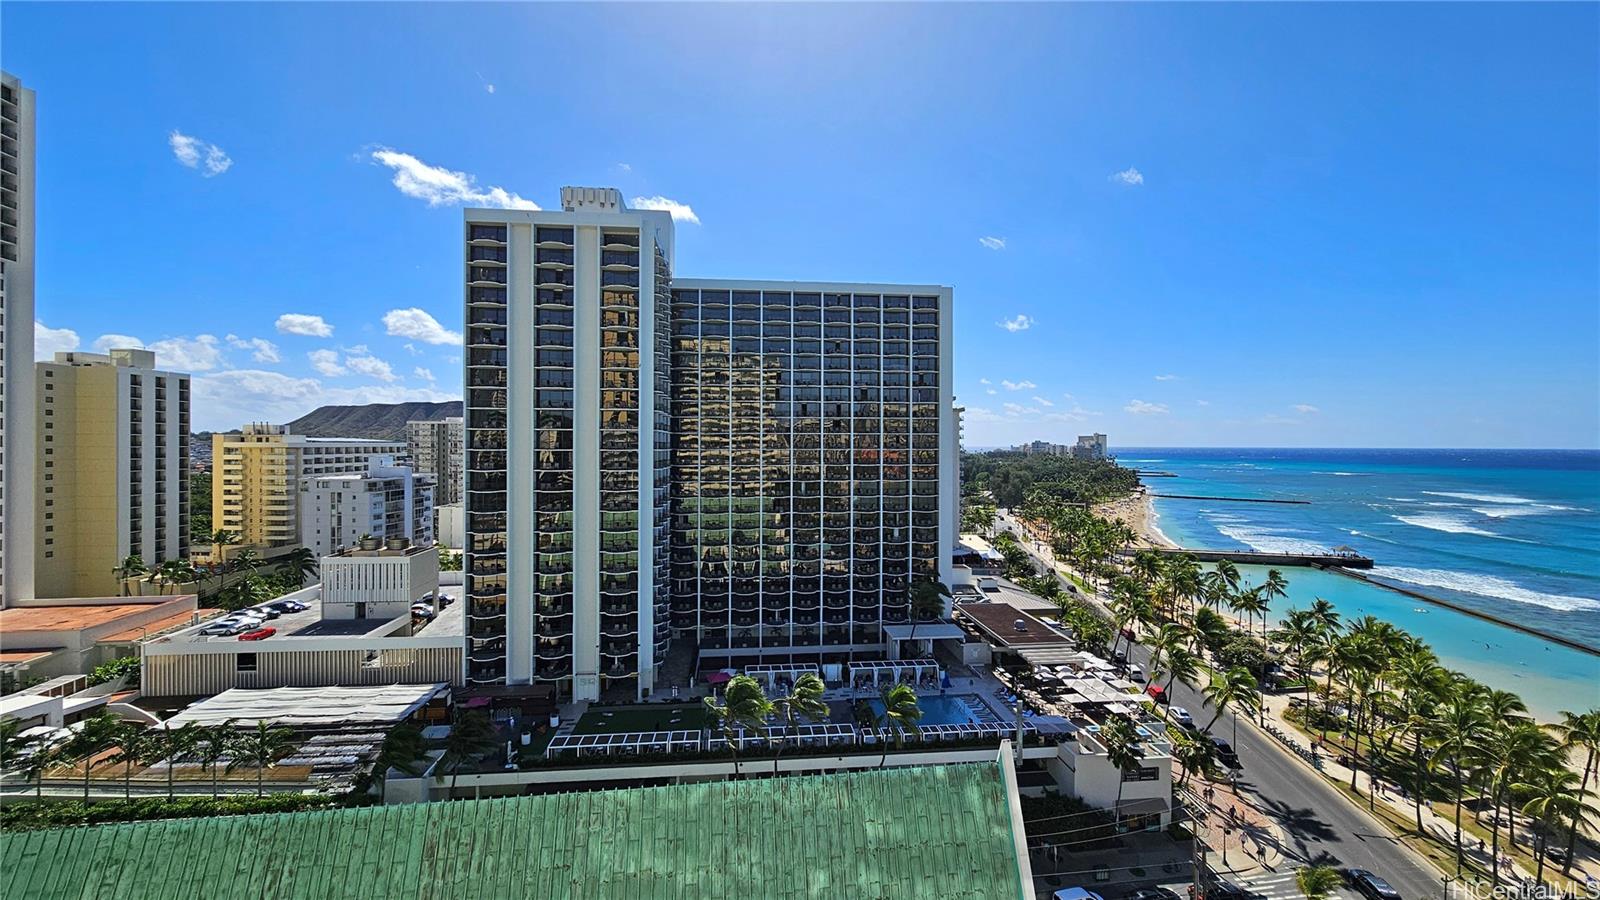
[545, 731, 703, 759]
[741, 664, 821, 690]
[848, 659, 941, 692]
[707, 723, 858, 752]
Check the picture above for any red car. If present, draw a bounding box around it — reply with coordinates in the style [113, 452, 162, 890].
[238, 627, 276, 641]
[1145, 684, 1168, 704]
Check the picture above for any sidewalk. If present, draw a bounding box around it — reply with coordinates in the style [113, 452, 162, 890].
[1186, 779, 1288, 879]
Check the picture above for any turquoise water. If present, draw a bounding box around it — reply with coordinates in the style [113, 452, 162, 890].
[1120, 448, 1599, 723]
[870, 695, 982, 726]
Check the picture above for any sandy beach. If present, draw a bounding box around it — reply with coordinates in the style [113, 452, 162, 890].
[1095, 489, 1177, 549]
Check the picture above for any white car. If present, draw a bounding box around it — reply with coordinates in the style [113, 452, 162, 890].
[200, 619, 253, 636]
[1170, 706, 1195, 729]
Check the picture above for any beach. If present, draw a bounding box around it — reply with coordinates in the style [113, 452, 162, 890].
[1095, 489, 1177, 550]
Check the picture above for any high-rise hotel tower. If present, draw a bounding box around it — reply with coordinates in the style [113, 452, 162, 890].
[465, 189, 954, 700]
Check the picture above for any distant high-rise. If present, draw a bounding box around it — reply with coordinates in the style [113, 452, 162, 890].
[35, 349, 190, 597]
[299, 456, 436, 557]
[464, 188, 956, 700]
[1, 71, 36, 607]
[213, 425, 403, 550]
[406, 416, 463, 505]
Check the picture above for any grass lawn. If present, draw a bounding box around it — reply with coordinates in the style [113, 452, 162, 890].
[573, 704, 708, 735]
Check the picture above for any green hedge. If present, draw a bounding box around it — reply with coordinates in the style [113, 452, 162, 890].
[0, 793, 369, 832]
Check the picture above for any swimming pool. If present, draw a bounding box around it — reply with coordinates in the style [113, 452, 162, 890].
[868, 694, 991, 726]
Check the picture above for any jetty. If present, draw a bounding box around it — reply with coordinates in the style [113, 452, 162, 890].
[1149, 493, 1309, 505]
[1125, 547, 1375, 569]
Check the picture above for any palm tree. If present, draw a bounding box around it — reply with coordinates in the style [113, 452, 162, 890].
[877, 682, 923, 767]
[194, 722, 235, 798]
[19, 740, 59, 799]
[1202, 666, 1260, 748]
[1145, 622, 1189, 689]
[229, 548, 261, 577]
[63, 711, 123, 802]
[1552, 708, 1600, 875]
[440, 709, 497, 796]
[112, 554, 148, 596]
[1294, 865, 1343, 900]
[285, 546, 318, 587]
[703, 675, 772, 778]
[1233, 586, 1267, 639]
[771, 673, 829, 775]
[1170, 729, 1215, 790]
[156, 558, 197, 594]
[1431, 686, 1491, 875]
[1513, 764, 1591, 888]
[0, 717, 20, 776]
[1482, 721, 1557, 883]
[209, 528, 240, 548]
[1389, 648, 1448, 832]
[227, 720, 297, 796]
[1258, 569, 1289, 639]
[371, 723, 425, 804]
[1159, 646, 1202, 700]
[107, 720, 160, 800]
[906, 579, 951, 647]
[1100, 715, 1142, 830]
[158, 722, 202, 800]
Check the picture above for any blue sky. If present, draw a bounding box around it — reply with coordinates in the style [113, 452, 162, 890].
[6, 3, 1597, 446]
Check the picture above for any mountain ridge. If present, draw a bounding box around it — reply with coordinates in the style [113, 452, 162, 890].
[283, 401, 462, 442]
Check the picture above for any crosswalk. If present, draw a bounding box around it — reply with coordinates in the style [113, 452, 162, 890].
[1234, 871, 1360, 900]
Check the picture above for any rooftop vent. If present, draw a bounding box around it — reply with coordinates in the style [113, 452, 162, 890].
[560, 186, 624, 213]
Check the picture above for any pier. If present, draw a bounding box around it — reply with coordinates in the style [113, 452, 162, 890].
[1124, 547, 1375, 569]
[1149, 493, 1310, 505]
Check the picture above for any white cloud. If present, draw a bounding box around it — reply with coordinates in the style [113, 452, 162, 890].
[383, 307, 462, 345]
[1293, 404, 1320, 414]
[1154, 374, 1179, 381]
[998, 314, 1034, 333]
[275, 313, 333, 337]
[225, 334, 281, 364]
[631, 195, 700, 224]
[484, 83, 496, 94]
[978, 236, 1006, 251]
[986, 389, 998, 395]
[169, 130, 232, 177]
[147, 334, 224, 371]
[978, 378, 991, 385]
[35, 322, 80, 359]
[345, 351, 398, 383]
[1125, 399, 1169, 415]
[308, 349, 346, 377]
[1111, 166, 1144, 186]
[1262, 414, 1305, 426]
[615, 162, 632, 174]
[1032, 396, 1054, 408]
[1002, 402, 1042, 416]
[92, 333, 145, 353]
[414, 367, 436, 382]
[369, 148, 539, 210]
[190, 369, 456, 432]
[1000, 379, 1037, 391]
[1196, 399, 1211, 407]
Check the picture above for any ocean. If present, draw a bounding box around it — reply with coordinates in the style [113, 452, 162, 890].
[1117, 448, 1600, 722]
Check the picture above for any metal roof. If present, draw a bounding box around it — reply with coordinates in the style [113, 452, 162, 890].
[1, 761, 1030, 899]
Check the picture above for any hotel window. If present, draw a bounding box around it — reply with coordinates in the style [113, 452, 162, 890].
[237, 653, 258, 672]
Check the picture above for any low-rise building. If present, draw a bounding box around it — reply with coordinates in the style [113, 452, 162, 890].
[298, 456, 435, 558]
[0, 595, 203, 683]
[320, 541, 440, 621]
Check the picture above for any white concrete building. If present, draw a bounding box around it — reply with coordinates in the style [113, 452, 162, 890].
[406, 416, 462, 506]
[35, 349, 191, 598]
[299, 456, 435, 558]
[463, 187, 956, 701]
[213, 424, 403, 550]
[435, 501, 464, 549]
[1072, 433, 1108, 460]
[320, 541, 440, 620]
[1, 71, 37, 607]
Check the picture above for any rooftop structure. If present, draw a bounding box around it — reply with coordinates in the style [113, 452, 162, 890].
[320, 540, 440, 620]
[0, 595, 201, 682]
[955, 601, 1074, 649]
[158, 682, 449, 729]
[0, 759, 1033, 899]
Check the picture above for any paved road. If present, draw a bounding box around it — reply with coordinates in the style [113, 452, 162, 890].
[993, 512, 1450, 899]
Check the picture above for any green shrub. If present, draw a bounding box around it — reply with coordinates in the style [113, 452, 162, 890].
[87, 656, 141, 687]
[0, 793, 370, 832]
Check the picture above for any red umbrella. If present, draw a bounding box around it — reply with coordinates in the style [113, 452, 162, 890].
[705, 671, 732, 685]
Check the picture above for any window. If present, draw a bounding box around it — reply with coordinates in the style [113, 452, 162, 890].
[237, 653, 258, 672]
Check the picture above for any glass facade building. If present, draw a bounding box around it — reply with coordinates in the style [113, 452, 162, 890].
[465, 189, 953, 700]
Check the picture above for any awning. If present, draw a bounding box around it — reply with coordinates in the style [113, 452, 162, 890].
[882, 623, 966, 641]
[1117, 797, 1170, 816]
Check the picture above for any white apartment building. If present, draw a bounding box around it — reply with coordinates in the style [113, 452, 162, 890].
[406, 416, 463, 506]
[212, 424, 403, 550]
[1, 71, 37, 606]
[463, 187, 956, 701]
[320, 541, 440, 620]
[299, 456, 436, 558]
[34, 349, 191, 598]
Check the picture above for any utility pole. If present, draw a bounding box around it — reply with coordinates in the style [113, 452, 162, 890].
[1190, 801, 1205, 900]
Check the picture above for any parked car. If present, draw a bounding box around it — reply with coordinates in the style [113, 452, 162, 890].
[243, 606, 281, 620]
[262, 600, 305, 614]
[1345, 868, 1402, 899]
[411, 603, 436, 618]
[1211, 736, 1241, 769]
[1053, 889, 1105, 900]
[238, 627, 277, 641]
[1145, 684, 1168, 704]
[1125, 665, 1145, 683]
[200, 619, 251, 636]
[1169, 706, 1195, 729]
[1187, 876, 1247, 899]
[1541, 843, 1571, 866]
[1126, 888, 1181, 900]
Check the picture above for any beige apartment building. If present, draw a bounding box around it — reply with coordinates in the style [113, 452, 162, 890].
[212, 424, 402, 550]
[405, 416, 462, 505]
[35, 349, 190, 598]
[2, 71, 37, 606]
